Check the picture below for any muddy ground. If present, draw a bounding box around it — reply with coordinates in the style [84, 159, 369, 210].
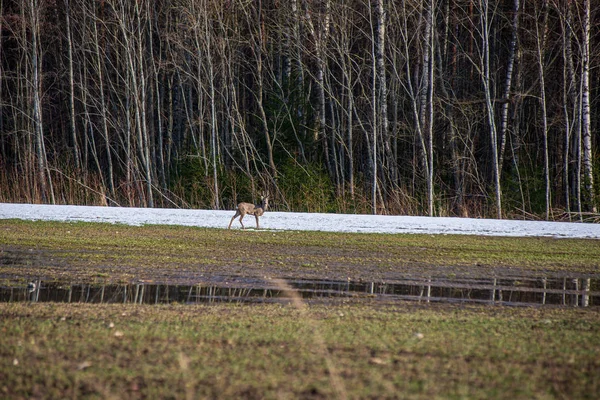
[2, 220, 599, 287]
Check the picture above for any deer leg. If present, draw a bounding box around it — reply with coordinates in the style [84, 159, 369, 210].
[239, 213, 246, 229]
[255, 215, 260, 229]
[228, 211, 240, 229]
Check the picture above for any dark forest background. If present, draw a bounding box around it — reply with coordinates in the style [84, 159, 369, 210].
[0, 0, 599, 220]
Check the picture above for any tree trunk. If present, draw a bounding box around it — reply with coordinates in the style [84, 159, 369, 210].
[426, 0, 435, 217]
[498, 0, 519, 173]
[92, 4, 116, 201]
[64, 0, 81, 171]
[377, 0, 396, 192]
[581, 0, 595, 212]
[255, 0, 277, 178]
[560, 2, 572, 216]
[536, 1, 550, 219]
[480, 0, 501, 218]
[30, 0, 55, 204]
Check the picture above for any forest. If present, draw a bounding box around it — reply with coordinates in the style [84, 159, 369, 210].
[0, 0, 598, 220]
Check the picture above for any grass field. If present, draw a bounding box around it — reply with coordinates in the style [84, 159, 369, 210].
[2, 219, 600, 286]
[1, 302, 599, 399]
[1, 219, 600, 399]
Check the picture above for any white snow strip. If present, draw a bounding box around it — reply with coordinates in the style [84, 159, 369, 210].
[1, 203, 600, 239]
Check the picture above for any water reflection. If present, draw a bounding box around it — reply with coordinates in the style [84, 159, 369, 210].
[1, 276, 598, 307]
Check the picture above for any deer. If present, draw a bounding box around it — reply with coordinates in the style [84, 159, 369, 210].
[227, 193, 269, 230]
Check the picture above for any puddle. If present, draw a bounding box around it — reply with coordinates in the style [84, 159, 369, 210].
[1, 276, 598, 307]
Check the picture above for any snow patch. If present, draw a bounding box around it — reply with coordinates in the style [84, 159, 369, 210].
[1, 203, 600, 239]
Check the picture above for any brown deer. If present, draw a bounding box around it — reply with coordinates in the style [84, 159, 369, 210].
[227, 193, 269, 229]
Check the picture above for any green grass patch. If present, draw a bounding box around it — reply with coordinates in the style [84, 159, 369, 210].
[0, 302, 598, 399]
[1, 219, 600, 285]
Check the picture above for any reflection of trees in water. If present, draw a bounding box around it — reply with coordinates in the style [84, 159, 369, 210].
[2, 277, 597, 307]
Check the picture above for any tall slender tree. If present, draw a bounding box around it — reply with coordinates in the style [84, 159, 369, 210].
[581, 0, 595, 213]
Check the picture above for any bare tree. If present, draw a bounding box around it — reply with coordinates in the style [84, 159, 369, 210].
[478, 0, 501, 218]
[581, 0, 595, 212]
[535, 0, 550, 219]
[1, 0, 598, 218]
[498, 0, 519, 172]
[29, 0, 55, 204]
[64, 0, 80, 171]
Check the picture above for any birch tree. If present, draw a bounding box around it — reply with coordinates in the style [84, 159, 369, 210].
[29, 0, 55, 204]
[479, 0, 501, 218]
[64, 0, 80, 171]
[581, 0, 595, 212]
[535, 0, 550, 219]
[498, 0, 519, 172]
